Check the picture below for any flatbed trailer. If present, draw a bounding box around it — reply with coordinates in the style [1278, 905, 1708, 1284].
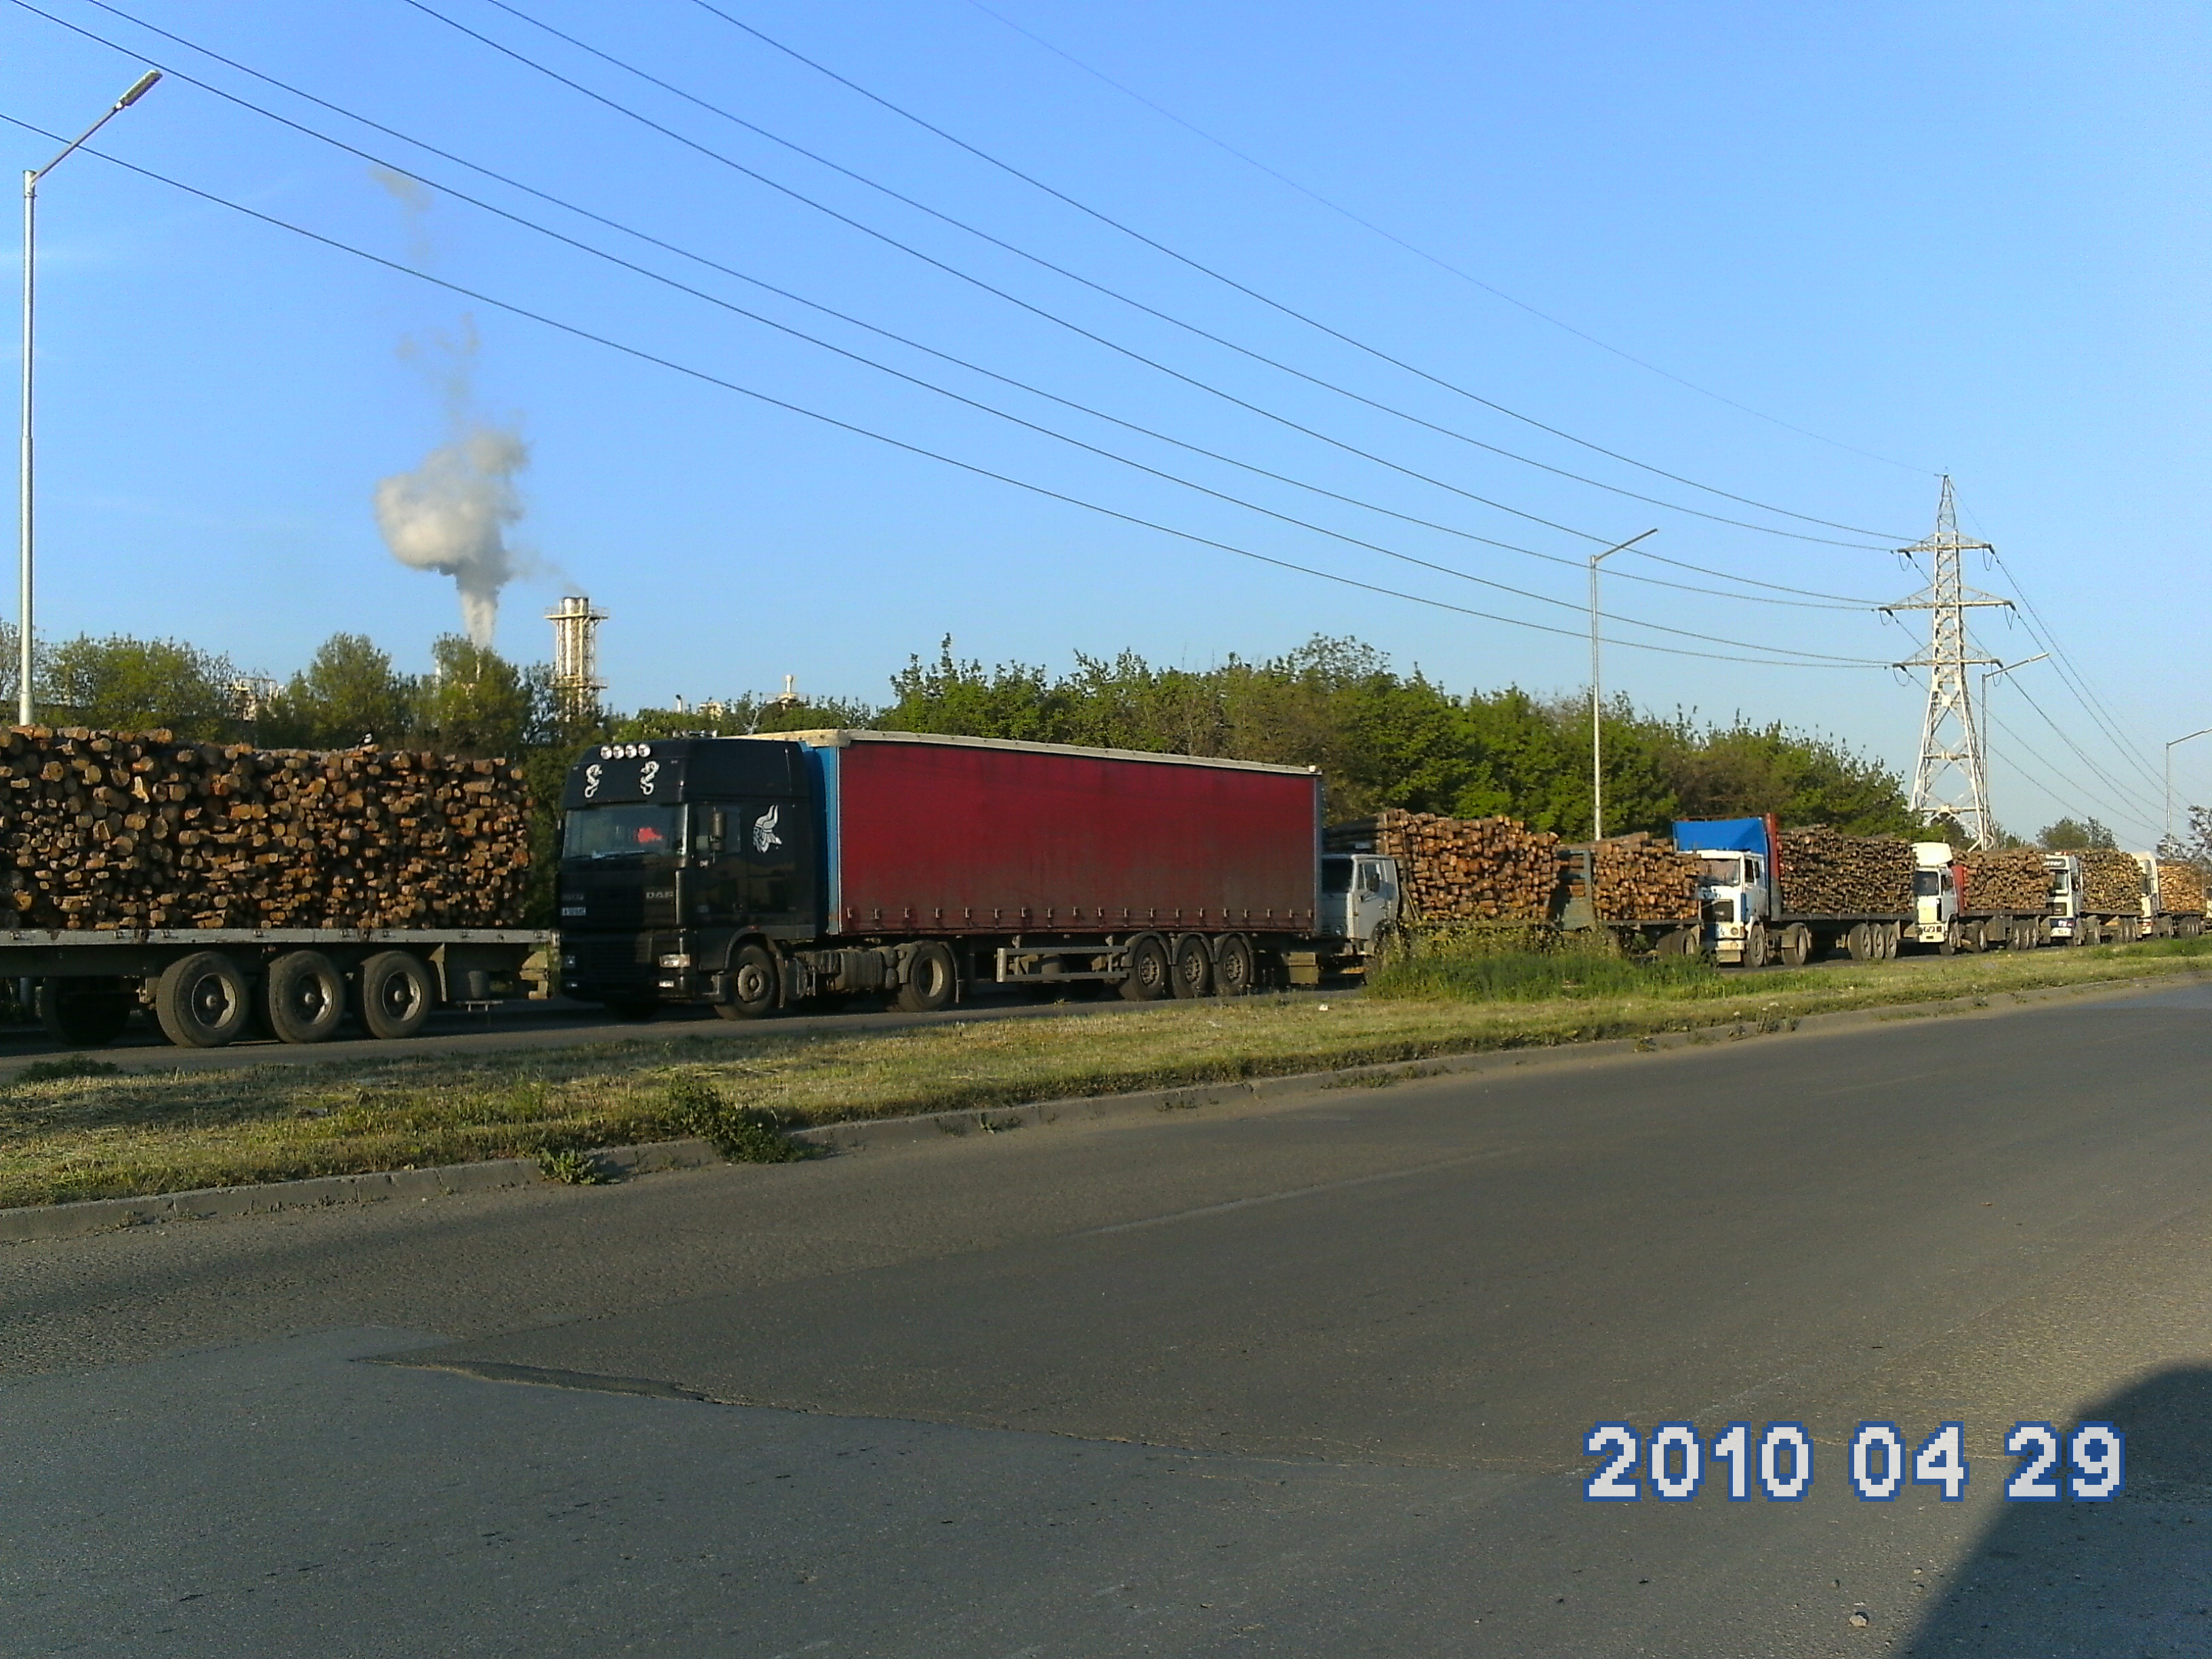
[8, 926, 552, 1047]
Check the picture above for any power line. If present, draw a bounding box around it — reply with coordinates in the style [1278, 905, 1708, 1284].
[1983, 544, 2168, 798]
[405, 0, 1904, 552]
[673, 0, 1918, 537]
[1987, 712, 2158, 842]
[956, 0, 1938, 480]
[2001, 675, 2167, 828]
[0, 110, 1894, 673]
[5, 0, 1879, 617]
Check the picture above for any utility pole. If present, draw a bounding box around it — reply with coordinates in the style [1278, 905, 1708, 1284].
[1588, 528, 1658, 840]
[1885, 478, 2011, 849]
[19, 69, 161, 727]
[2166, 729, 2212, 851]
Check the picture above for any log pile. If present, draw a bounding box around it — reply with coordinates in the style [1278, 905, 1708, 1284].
[0, 727, 531, 931]
[1961, 847, 2049, 914]
[2157, 860, 2207, 916]
[2076, 848, 2144, 915]
[1375, 808, 1559, 922]
[1587, 833, 1700, 922]
[1776, 827, 1914, 915]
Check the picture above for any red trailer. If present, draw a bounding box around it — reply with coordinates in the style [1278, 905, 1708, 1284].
[556, 729, 1340, 1016]
[826, 731, 1319, 937]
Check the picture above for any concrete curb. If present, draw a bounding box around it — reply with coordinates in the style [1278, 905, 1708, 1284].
[1, 968, 2191, 1244]
[0, 1137, 720, 1244]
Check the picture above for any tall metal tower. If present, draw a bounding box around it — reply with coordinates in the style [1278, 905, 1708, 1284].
[546, 593, 607, 722]
[1887, 478, 2011, 847]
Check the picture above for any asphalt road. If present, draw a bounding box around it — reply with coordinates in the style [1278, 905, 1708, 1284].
[6, 977, 2211, 1654]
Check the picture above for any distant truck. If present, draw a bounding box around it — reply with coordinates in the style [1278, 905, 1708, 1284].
[556, 731, 1400, 1016]
[2044, 851, 2147, 946]
[2133, 853, 2208, 939]
[1674, 816, 1912, 966]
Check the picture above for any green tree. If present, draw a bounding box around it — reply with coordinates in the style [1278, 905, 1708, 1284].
[261, 634, 419, 749]
[414, 636, 542, 758]
[38, 634, 241, 739]
[2039, 816, 2115, 850]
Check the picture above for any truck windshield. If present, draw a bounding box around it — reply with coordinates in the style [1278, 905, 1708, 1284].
[1914, 871, 1941, 897]
[564, 804, 682, 861]
[1694, 855, 1743, 884]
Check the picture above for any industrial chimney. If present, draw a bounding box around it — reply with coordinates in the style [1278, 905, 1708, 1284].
[546, 594, 607, 721]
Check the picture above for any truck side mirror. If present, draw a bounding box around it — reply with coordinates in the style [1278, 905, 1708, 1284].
[699, 809, 727, 859]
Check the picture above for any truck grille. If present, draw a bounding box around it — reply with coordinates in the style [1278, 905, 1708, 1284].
[567, 933, 653, 987]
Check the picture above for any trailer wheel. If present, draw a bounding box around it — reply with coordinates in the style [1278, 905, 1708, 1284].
[1120, 934, 1170, 1001]
[1881, 922, 1901, 960]
[1212, 935, 1256, 996]
[155, 951, 252, 1048]
[894, 940, 959, 1013]
[714, 943, 781, 1020]
[357, 950, 432, 1040]
[35, 977, 131, 1047]
[265, 950, 346, 1044]
[1170, 934, 1214, 999]
[1779, 924, 1812, 968]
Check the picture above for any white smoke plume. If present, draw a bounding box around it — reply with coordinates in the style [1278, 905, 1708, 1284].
[374, 425, 528, 649]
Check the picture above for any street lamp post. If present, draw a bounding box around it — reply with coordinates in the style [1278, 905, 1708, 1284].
[1977, 652, 2047, 849]
[19, 69, 160, 727]
[1588, 528, 1658, 840]
[2165, 729, 2212, 851]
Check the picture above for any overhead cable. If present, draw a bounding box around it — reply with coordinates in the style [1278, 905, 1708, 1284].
[0, 112, 1896, 672]
[3, 1, 1882, 617]
[956, 0, 1939, 480]
[398, 0, 1904, 552]
[670, 0, 1918, 537]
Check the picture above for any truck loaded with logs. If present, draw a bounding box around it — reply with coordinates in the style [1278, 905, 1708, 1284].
[12, 720, 2208, 1046]
[0, 726, 545, 1047]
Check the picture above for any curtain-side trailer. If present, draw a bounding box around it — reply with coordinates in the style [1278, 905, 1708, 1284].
[556, 730, 1397, 1016]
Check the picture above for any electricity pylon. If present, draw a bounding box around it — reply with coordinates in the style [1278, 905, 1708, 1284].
[1885, 478, 2012, 848]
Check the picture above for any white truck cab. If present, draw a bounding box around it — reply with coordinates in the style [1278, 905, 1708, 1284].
[1322, 853, 1402, 954]
[1689, 849, 1769, 963]
[1911, 842, 1961, 947]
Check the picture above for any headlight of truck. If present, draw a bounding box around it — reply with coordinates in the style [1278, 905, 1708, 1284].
[657, 953, 691, 970]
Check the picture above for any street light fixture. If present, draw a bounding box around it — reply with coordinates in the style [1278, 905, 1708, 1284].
[2165, 729, 2212, 852]
[1588, 528, 1658, 840]
[18, 69, 161, 727]
[1977, 652, 2047, 848]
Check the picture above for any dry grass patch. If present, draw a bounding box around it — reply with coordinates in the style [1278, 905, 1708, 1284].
[3, 937, 2206, 1209]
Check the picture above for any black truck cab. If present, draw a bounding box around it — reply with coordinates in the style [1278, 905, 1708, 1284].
[557, 738, 818, 1013]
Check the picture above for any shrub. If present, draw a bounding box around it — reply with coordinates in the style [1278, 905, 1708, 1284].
[664, 1074, 808, 1163]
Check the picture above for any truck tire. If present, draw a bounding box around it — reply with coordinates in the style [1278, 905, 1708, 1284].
[35, 977, 130, 1047]
[1845, 922, 1873, 962]
[1881, 922, 1901, 960]
[1119, 934, 1170, 1001]
[714, 943, 781, 1020]
[1742, 922, 1768, 969]
[894, 941, 958, 1013]
[357, 951, 432, 1040]
[1170, 934, 1213, 998]
[265, 951, 346, 1044]
[155, 951, 252, 1048]
[1938, 921, 1959, 957]
[1212, 934, 1256, 996]
[1779, 924, 1811, 968]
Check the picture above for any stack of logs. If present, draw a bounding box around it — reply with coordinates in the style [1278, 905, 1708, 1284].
[1588, 832, 1700, 922]
[2076, 848, 2146, 915]
[0, 726, 532, 931]
[1375, 808, 1559, 922]
[1960, 847, 2049, 913]
[2157, 860, 2208, 916]
[1776, 827, 1914, 915]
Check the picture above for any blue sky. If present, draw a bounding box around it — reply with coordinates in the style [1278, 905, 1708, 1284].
[3, 0, 2207, 841]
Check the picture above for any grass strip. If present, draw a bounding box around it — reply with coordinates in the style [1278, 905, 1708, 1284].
[3, 938, 2208, 1209]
